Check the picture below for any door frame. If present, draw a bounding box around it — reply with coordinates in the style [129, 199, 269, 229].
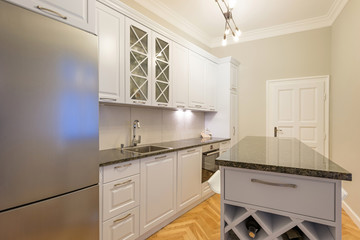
[266, 75, 330, 157]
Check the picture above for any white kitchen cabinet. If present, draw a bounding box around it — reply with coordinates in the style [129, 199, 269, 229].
[125, 18, 152, 106]
[140, 152, 177, 234]
[96, 2, 124, 103]
[188, 52, 206, 110]
[177, 147, 202, 211]
[102, 206, 139, 240]
[230, 63, 238, 92]
[230, 91, 238, 146]
[219, 140, 231, 154]
[205, 58, 240, 146]
[172, 43, 189, 109]
[7, 0, 95, 33]
[152, 32, 172, 107]
[205, 60, 218, 111]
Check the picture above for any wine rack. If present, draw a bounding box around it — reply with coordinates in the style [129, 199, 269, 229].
[223, 203, 335, 240]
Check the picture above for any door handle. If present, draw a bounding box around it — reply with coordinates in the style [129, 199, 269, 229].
[274, 127, 283, 137]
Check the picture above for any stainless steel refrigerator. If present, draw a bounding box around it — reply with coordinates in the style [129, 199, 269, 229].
[0, 1, 99, 239]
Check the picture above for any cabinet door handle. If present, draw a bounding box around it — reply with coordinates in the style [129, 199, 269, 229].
[133, 100, 146, 104]
[114, 163, 132, 169]
[251, 179, 297, 188]
[187, 149, 196, 153]
[113, 213, 132, 224]
[114, 180, 132, 188]
[100, 97, 117, 102]
[233, 126, 235, 136]
[158, 103, 168, 107]
[176, 105, 185, 108]
[36, 6, 67, 19]
[195, 105, 202, 108]
[155, 155, 167, 160]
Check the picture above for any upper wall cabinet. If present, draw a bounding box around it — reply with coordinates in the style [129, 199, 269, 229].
[125, 19, 152, 106]
[205, 60, 218, 111]
[188, 52, 206, 110]
[7, 0, 95, 34]
[152, 33, 172, 107]
[97, 2, 124, 103]
[172, 43, 189, 109]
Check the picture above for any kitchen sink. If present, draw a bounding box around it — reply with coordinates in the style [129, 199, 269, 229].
[123, 145, 172, 154]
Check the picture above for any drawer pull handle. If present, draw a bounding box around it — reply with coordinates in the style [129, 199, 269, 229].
[36, 6, 67, 19]
[195, 105, 202, 108]
[176, 105, 185, 108]
[155, 155, 167, 160]
[158, 103, 168, 107]
[187, 149, 196, 153]
[114, 180, 132, 188]
[113, 213, 132, 224]
[251, 179, 297, 188]
[114, 163, 132, 169]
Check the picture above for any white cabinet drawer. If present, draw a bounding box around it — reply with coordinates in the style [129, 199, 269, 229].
[102, 160, 139, 183]
[220, 140, 230, 151]
[103, 174, 140, 221]
[102, 206, 139, 240]
[224, 168, 335, 221]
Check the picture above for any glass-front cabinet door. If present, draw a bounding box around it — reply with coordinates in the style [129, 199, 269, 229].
[125, 19, 151, 105]
[152, 33, 171, 107]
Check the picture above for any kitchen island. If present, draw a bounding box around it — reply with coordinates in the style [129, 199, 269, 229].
[216, 136, 351, 240]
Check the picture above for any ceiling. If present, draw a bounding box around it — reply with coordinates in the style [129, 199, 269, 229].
[134, 0, 348, 47]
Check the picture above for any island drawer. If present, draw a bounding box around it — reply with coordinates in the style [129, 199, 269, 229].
[102, 160, 140, 183]
[224, 168, 335, 221]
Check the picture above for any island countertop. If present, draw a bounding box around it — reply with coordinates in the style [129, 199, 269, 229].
[216, 136, 352, 181]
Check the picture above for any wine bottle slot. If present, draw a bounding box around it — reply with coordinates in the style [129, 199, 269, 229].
[245, 216, 261, 239]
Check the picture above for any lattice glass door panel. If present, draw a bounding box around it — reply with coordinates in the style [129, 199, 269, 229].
[154, 37, 170, 104]
[129, 24, 149, 102]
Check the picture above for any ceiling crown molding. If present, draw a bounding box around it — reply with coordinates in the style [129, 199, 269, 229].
[134, 0, 213, 45]
[135, 0, 348, 48]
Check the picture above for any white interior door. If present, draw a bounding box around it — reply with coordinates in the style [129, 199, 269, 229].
[266, 76, 329, 156]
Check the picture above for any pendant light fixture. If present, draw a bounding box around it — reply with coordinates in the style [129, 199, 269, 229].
[216, 0, 242, 46]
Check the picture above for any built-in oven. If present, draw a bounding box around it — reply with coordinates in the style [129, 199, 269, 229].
[202, 143, 220, 183]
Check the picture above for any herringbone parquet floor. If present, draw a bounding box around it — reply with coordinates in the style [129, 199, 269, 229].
[148, 194, 360, 240]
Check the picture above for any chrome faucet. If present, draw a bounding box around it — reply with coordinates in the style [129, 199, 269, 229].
[132, 120, 141, 146]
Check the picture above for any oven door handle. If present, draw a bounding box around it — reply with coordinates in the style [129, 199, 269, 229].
[203, 150, 220, 156]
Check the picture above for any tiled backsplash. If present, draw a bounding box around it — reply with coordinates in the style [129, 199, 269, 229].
[99, 105, 205, 150]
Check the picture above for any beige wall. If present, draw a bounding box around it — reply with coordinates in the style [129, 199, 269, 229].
[116, 0, 211, 52]
[331, 0, 360, 218]
[211, 28, 331, 140]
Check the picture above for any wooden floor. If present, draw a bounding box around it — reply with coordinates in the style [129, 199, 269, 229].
[148, 194, 360, 240]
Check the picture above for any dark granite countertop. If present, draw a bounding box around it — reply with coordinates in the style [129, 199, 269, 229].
[216, 136, 352, 181]
[100, 137, 230, 166]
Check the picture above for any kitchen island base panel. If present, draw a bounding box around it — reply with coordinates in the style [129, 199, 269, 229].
[220, 167, 342, 240]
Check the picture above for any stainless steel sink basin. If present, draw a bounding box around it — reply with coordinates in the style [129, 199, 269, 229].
[123, 145, 172, 154]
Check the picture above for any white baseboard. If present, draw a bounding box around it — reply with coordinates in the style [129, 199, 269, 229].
[342, 201, 360, 229]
